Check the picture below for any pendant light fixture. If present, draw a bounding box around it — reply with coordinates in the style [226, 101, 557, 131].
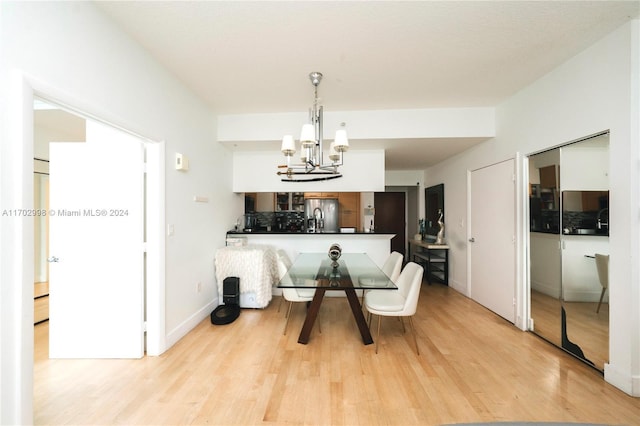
[277, 72, 349, 182]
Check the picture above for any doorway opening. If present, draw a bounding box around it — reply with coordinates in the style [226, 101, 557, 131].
[32, 96, 164, 359]
[374, 191, 407, 256]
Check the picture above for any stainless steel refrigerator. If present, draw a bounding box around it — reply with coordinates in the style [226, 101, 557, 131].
[304, 198, 339, 233]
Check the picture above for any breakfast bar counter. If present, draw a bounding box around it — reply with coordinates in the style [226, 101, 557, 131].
[226, 231, 395, 269]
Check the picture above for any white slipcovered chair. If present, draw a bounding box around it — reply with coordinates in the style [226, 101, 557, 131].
[276, 251, 320, 336]
[358, 251, 403, 305]
[364, 262, 424, 354]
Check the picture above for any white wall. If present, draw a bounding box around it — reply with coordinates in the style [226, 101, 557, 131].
[425, 21, 640, 395]
[0, 3, 241, 423]
[233, 149, 386, 192]
[386, 170, 424, 187]
[218, 107, 495, 142]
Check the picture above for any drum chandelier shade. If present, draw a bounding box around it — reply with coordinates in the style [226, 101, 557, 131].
[281, 135, 296, 156]
[278, 72, 349, 182]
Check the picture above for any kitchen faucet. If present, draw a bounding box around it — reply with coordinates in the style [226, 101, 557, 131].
[597, 208, 609, 230]
[313, 207, 324, 233]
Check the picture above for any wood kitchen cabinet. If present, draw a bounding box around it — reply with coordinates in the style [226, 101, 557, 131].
[245, 192, 277, 212]
[304, 192, 339, 199]
[582, 191, 608, 211]
[338, 192, 360, 229]
[255, 192, 274, 212]
[304, 192, 361, 228]
[540, 165, 558, 189]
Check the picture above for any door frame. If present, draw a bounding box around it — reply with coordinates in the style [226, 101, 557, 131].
[4, 71, 166, 423]
[34, 92, 166, 358]
[144, 140, 166, 356]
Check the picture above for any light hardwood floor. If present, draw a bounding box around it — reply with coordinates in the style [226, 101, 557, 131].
[531, 290, 609, 372]
[34, 281, 49, 324]
[34, 282, 640, 425]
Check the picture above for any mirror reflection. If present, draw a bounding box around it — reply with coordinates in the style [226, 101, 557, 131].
[34, 158, 50, 325]
[529, 132, 609, 372]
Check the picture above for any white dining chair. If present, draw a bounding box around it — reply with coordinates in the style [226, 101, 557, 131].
[595, 253, 609, 313]
[276, 252, 320, 336]
[275, 250, 293, 313]
[364, 262, 423, 354]
[358, 251, 403, 304]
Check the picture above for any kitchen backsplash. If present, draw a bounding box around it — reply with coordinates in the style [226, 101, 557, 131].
[562, 210, 608, 232]
[253, 211, 305, 231]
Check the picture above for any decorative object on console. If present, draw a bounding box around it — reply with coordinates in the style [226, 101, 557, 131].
[278, 72, 349, 182]
[435, 209, 445, 245]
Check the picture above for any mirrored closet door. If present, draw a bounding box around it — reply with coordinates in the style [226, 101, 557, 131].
[529, 132, 609, 372]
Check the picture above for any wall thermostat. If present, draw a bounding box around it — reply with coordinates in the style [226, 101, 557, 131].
[175, 153, 189, 171]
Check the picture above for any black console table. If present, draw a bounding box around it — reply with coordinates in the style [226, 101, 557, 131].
[408, 239, 449, 285]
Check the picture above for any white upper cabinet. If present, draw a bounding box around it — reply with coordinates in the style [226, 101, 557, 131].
[560, 137, 609, 191]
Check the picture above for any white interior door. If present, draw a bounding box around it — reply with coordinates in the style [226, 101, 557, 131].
[49, 124, 144, 358]
[469, 159, 516, 323]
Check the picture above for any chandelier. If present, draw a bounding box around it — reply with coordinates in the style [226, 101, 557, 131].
[278, 72, 349, 182]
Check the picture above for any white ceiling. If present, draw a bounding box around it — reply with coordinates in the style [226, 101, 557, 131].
[65, 2, 640, 169]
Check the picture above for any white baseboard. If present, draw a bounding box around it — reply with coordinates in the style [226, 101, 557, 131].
[604, 363, 640, 396]
[562, 289, 607, 303]
[165, 300, 217, 350]
[448, 278, 466, 296]
[531, 280, 561, 299]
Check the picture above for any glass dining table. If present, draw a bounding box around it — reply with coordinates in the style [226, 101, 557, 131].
[277, 252, 398, 345]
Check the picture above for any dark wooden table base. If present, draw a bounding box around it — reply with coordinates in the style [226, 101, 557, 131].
[297, 288, 374, 345]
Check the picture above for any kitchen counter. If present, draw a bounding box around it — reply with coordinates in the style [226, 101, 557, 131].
[562, 231, 609, 236]
[225, 232, 395, 270]
[227, 230, 377, 235]
[225, 232, 395, 301]
[530, 229, 560, 235]
[562, 229, 609, 236]
[531, 229, 608, 237]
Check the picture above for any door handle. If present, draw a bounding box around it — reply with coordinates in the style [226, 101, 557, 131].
[468, 237, 475, 243]
[47, 256, 59, 263]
